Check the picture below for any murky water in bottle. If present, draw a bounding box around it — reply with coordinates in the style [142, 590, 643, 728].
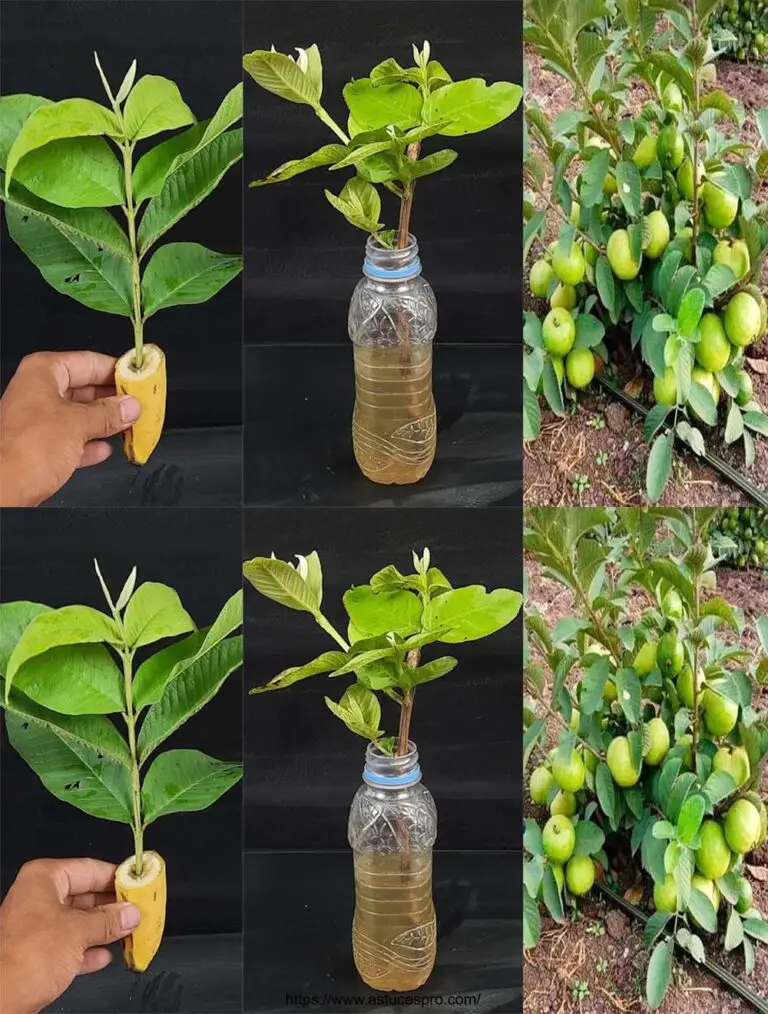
[352, 850, 436, 991]
[352, 344, 436, 485]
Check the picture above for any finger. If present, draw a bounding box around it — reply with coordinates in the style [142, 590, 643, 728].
[70, 385, 116, 404]
[78, 441, 113, 469]
[43, 857, 119, 902]
[70, 891, 117, 910]
[51, 351, 118, 394]
[77, 395, 140, 441]
[78, 948, 113, 976]
[78, 902, 141, 948]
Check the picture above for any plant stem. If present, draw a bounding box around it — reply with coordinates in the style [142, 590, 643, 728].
[314, 105, 350, 145]
[396, 143, 422, 249]
[314, 612, 351, 652]
[121, 143, 144, 370]
[121, 651, 144, 876]
[396, 648, 421, 755]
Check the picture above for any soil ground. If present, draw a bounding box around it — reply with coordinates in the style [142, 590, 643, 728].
[524, 50, 768, 507]
[524, 550, 768, 1013]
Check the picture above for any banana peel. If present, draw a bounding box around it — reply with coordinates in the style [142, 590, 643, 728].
[115, 344, 166, 465]
[115, 851, 166, 972]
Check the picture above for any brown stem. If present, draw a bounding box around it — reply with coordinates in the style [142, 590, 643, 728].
[396, 142, 421, 248]
[396, 649, 420, 755]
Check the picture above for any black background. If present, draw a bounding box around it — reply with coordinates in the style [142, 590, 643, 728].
[1, 0, 243, 432]
[0, 507, 244, 940]
[243, 0, 522, 507]
[243, 507, 523, 851]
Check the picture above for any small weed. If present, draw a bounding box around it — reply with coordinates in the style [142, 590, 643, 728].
[572, 473, 591, 494]
[595, 450, 608, 467]
[596, 957, 609, 974]
[571, 980, 590, 1001]
[587, 921, 605, 937]
[587, 415, 605, 430]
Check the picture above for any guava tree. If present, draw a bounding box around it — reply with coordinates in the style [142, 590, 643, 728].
[523, 507, 768, 1009]
[524, 0, 768, 502]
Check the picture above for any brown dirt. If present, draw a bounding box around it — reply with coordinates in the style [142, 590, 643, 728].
[524, 548, 768, 1014]
[524, 47, 768, 507]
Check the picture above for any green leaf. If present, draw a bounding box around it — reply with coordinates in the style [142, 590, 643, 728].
[646, 432, 673, 503]
[329, 139, 396, 171]
[523, 887, 542, 948]
[250, 143, 347, 188]
[581, 656, 611, 714]
[243, 556, 320, 613]
[123, 582, 195, 649]
[524, 380, 542, 441]
[324, 683, 382, 739]
[743, 918, 768, 944]
[5, 605, 120, 696]
[137, 129, 243, 253]
[326, 646, 396, 678]
[687, 383, 718, 427]
[579, 149, 612, 208]
[0, 602, 51, 676]
[1, 181, 131, 260]
[13, 138, 124, 208]
[725, 908, 744, 951]
[645, 912, 671, 949]
[596, 255, 619, 321]
[430, 586, 522, 642]
[252, 650, 348, 694]
[615, 160, 642, 218]
[677, 794, 705, 844]
[5, 710, 132, 823]
[343, 586, 422, 639]
[615, 667, 642, 724]
[596, 762, 619, 830]
[541, 864, 564, 923]
[724, 400, 744, 445]
[343, 79, 422, 132]
[404, 656, 458, 688]
[137, 635, 242, 762]
[243, 50, 320, 106]
[743, 411, 768, 437]
[408, 149, 458, 179]
[13, 644, 123, 715]
[134, 82, 241, 202]
[646, 939, 673, 1010]
[4, 202, 133, 315]
[5, 98, 120, 191]
[700, 596, 739, 632]
[325, 177, 382, 232]
[0, 94, 52, 169]
[122, 75, 194, 141]
[141, 748, 241, 825]
[574, 820, 605, 856]
[574, 313, 605, 349]
[688, 888, 718, 933]
[1, 681, 130, 767]
[677, 288, 705, 338]
[425, 79, 522, 135]
[141, 242, 242, 317]
[524, 817, 544, 856]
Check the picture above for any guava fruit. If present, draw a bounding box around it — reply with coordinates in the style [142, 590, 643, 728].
[712, 238, 751, 280]
[606, 735, 641, 787]
[552, 749, 586, 793]
[695, 314, 731, 373]
[644, 210, 670, 258]
[633, 640, 658, 676]
[550, 283, 577, 311]
[530, 259, 555, 298]
[702, 684, 739, 736]
[607, 229, 642, 280]
[565, 855, 595, 896]
[653, 367, 679, 406]
[712, 745, 751, 788]
[695, 819, 732, 879]
[542, 814, 576, 863]
[724, 799, 763, 854]
[633, 132, 658, 170]
[530, 765, 555, 804]
[552, 242, 586, 286]
[565, 348, 595, 389]
[658, 124, 684, 170]
[542, 308, 576, 357]
[644, 717, 670, 766]
[653, 873, 678, 913]
[724, 292, 762, 348]
[702, 180, 739, 229]
[657, 632, 684, 677]
[550, 790, 578, 817]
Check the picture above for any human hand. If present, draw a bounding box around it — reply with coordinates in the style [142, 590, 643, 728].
[0, 351, 141, 507]
[0, 858, 141, 1014]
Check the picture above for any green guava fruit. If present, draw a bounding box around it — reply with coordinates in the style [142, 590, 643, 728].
[542, 308, 576, 357]
[606, 735, 641, 788]
[542, 814, 576, 863]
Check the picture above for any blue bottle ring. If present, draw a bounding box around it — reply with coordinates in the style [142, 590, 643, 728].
[363, 256, 422, 281]
[363, 763, 422, 787]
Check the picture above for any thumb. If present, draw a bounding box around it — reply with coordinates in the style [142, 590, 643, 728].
[77, 901, 141, 948]
[78, 395, 140, 441]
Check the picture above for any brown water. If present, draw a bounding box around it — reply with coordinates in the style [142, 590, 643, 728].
[352, 345, 436, 485]
[352, 850, 436, 991]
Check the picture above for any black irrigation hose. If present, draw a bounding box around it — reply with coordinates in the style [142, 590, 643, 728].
[596, 375, 768, 509]
[596, 882, 768, 1014]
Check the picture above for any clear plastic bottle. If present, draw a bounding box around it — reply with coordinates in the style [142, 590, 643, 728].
[348, 741, 438, 991]
[348, 235, 438, 485]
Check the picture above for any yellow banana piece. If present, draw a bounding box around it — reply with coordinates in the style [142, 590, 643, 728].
[115, 344, 167, 465]
[115, 851, 166, 972]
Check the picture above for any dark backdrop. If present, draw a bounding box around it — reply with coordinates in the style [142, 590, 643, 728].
[243, 506, 523, 851]
[243, 0, 523, 506]
[0, 508, 243, 938]
[0, 0, 243, 432]
[244, 0, 522, 346]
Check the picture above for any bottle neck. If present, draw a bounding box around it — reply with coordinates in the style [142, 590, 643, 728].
[363, 741, 422, 788]
[363, 235, 422, 282]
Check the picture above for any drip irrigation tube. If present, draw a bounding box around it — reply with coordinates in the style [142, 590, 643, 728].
[597, 375, 768, 509]
[597, 882, 768, 1013]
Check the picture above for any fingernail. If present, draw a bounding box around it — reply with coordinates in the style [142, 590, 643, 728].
[119, 903, 141, 930]
[118, 396, 141, 424]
